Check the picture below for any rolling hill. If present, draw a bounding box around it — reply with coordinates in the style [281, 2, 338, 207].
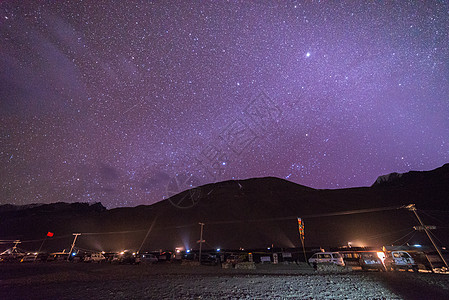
[1, 164, 448, 253]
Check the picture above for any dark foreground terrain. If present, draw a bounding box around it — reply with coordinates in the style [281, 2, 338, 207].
[1, 263, 449, 299]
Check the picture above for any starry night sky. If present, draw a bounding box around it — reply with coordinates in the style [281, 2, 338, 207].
[1, 1, 449, 208]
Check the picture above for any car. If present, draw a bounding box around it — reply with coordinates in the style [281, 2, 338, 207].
[157, 251, 172, 262]
[359, 252, 386, 271]
[424, 251, 449, 271]
[384, 251, 418, 272]
[339, 251, 362, 267]
[84, 252, 106, 263]
[20, 253, 38, 263]
[308, 252, 345, 268]
[112, 250, 140, 264]
[225, 254, 243, 265]
[201, 254, 219, 266]
[20, 252, 49, 263]
[49, 251, 70, 261]
[68, 252, 85, 263]
[139, 253, 158, 264]
[1, 253, 25, 262]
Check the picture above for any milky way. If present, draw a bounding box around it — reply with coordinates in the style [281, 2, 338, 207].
[1, 1, 449, 208]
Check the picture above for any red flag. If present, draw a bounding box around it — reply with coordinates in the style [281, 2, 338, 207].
[47, 232, 54, 237]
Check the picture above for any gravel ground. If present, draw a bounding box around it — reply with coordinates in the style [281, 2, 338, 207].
[1, 263, 448, 299]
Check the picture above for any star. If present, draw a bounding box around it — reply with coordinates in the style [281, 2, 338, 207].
[0, 1, 447, 208]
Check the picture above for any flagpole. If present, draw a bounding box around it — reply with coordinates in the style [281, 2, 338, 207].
[300, 234, 307, 263]
[35, 232, 53, 262]
[35, 237, 47, 262]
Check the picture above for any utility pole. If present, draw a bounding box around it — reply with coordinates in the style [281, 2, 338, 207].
[406, 204, 448, 269]
[67, 233, 81, 261]
[12, 240, 20, 252]
[198, 222, 205, 264]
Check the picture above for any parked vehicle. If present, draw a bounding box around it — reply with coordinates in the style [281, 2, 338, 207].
[112, 250, 140, 264]
[201, 254, 219, 266]
[84, 252, 106, 263]
[339, 251, 362, 267]
[157, 251, 172, 262]
[358, 252, 386, 271]
[225, 255, 241, 266]
[68, 252, 84, 262]
[0, 248, 26, 262]
[425, 251, 449, 271]
[1, 253, 25, 262]
[308, 252, 345, 268]
[20, 253, 39, 263]
[139, 253, 158, 264]
[384, 250, 418, 272]
[49, 251, 70, 261]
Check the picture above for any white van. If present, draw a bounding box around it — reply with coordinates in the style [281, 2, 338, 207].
[308, 252, 345, 267]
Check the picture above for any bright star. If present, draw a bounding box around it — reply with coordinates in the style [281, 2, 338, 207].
[306, 52, 311, 58]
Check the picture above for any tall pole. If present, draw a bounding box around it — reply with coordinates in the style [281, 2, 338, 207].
[12, 240, 20, 252]
[35, 237, 47, 262]
[138, 216, 158, 253]
[67, 233, 81, 261]
[37, 238, 46, 254]
[300, 235, 307, 263]
[198, 222, 205, 264]
[406, 204, 448, 269]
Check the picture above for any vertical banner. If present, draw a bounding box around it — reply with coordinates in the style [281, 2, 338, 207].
[297, 217, 304, 239]
[297, 217, 307, 263]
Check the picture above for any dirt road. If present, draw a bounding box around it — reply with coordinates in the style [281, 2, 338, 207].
[1, 263, 448, 299]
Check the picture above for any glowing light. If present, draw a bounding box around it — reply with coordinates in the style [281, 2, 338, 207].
[306, 52, 311, 58]
[413, 244, 422, 247]
[216, 248, 221, 252]
[377, 252, 386, 262]
[186, 249, 191, 253]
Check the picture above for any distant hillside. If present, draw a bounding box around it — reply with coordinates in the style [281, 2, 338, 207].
[1, 165, 448, 253]
[0, 202, 106, 214]
[372, 163, 449, 189]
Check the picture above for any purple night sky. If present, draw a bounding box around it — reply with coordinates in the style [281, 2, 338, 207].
[1, 1, 448, 208]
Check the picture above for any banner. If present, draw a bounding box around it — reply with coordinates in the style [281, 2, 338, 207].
[297, 218, 304, 239]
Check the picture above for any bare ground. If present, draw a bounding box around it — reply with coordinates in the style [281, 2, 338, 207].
[1, 263, 449, 299]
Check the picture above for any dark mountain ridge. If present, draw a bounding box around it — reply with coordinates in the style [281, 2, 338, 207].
[372, 163, 449, 188]
[1, 164, 448, 253]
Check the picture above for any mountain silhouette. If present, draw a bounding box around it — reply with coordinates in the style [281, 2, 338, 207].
[1, 164, 448, 253]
